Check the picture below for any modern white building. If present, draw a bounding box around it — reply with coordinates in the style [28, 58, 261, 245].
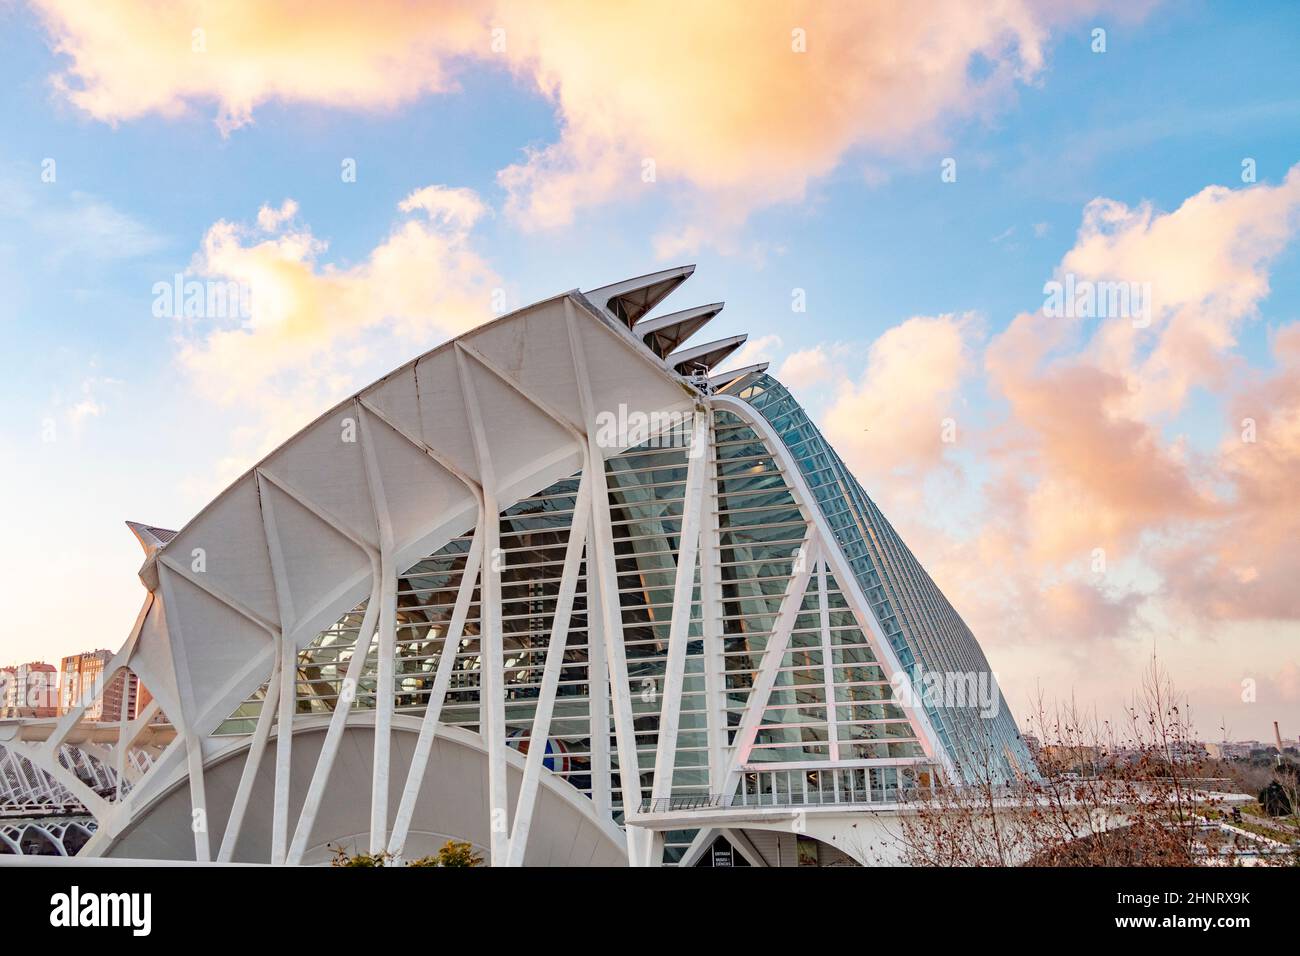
[0, 268, 1035, 865]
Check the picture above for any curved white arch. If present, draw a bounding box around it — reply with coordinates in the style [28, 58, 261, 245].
[91, 715, 628, 866]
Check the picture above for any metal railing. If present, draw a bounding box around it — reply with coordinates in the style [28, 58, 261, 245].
[639, 767, 945, 814]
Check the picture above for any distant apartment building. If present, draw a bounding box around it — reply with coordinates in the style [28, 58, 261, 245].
[1204, 740, 1297, 761]
[58, 649, 140, 721]
[0, 661, 59, 717]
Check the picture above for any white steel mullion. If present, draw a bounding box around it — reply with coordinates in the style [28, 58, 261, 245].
[591, 456, 649, 863]
[505, 470, 592, 866]
[817, 559, 841, 762]
[387, 521, 484, 859]
[455, 344, 510, 866]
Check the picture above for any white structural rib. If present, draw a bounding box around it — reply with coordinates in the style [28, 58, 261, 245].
[216, 638, 280, 862]
[669, 334, 748, 376]
[454, 344, 511, 866]
[358, 405, 398, 855]
[586, 264, 695, 328]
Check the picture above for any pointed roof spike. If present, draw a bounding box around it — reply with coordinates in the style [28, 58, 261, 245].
[634, 301, 725, 358]
[585, 264, 695, 328]
[668, 333, 748, 376]
[126, 520, 178, 557]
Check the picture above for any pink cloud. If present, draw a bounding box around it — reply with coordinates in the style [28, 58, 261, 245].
[33, 0, 1145, 240]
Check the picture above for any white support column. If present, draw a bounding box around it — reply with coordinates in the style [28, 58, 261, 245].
[816, 559, 841, 762]
[386, 522, 484, 859]
[587, 563, 612, 819]
[271, 628, 297, 865]
[216, 642, 281, 862]
[455, 344, 510, 866]
[645, 406, 709, 863]
[505, 470, 592, 866]
[358, 405, 397, 855]
[699, 412, 728, 795]
[565, 300, 647, 864]
[185, 732, 210, 862]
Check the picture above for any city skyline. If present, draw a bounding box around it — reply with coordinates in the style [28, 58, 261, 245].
[2, 0, 1299, 741]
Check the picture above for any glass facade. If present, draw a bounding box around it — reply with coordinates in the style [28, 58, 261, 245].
[722, 372, 1035, 784]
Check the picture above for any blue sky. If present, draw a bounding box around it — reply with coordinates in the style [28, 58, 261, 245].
[3, 0, 1298, 739]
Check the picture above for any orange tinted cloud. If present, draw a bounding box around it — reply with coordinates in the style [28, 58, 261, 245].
[821, 313, 980, 501]
[494, 0, 1065, 233]
[33, 0, 1138, 234]
[1165, 322, 1300, 620]
[1063, 165, 1300, 417]
[177, 185, 498, 469]
[32, 0, 485, 133]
